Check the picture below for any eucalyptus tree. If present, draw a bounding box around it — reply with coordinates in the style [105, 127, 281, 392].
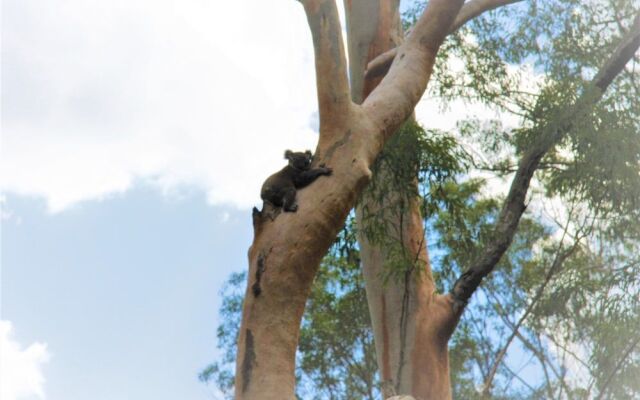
[232, 1, 640, 399]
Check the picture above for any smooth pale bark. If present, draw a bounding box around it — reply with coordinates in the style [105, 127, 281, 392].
[233, 1, 464, 399]
[345, 1, 456, 398]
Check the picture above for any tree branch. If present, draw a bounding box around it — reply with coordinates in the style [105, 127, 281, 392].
[449, 11, 640, 313]
[480, 204, 597, 395]
[481, 241, 578, 396]
[594, 335, 640, 400]
[361, 0, 465, 148]
[594, 13, 640, 91]
[452, 0, 523, 32]
[523, 332, 571, 397]
[300, 0, 352, 132]
[364, 0, 524, 80]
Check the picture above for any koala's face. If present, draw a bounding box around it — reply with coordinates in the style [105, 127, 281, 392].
[286, 150, 313, 170]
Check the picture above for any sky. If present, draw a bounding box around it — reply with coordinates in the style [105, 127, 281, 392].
[0, 1, 524, 399]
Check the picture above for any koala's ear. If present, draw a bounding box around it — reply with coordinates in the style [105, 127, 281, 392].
[305, 150, 312, 157]
[284, 150, 293, 159]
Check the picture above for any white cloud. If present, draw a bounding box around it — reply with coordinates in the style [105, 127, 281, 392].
[1, 0, 319, 212]
[415, 51, 541, 133]
[1, 0, 544, 213]
[0, 321, 50, 400]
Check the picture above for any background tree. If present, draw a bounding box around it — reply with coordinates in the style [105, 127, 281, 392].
[226, 0, 640, 399]
[351, 0, 640, 398]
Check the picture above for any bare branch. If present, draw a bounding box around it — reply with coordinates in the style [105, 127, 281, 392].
[449, 11, 640, 313]
[364, 0, 524, 80]
[544, 334, 592, 374]
[364, 48, 398, 81]
[301, 0, 352, 132]
[481, 203, 598, 394]
[481, 241, 578, 396]
[594, 335, 640, 400]
[502, 362, 537, 393]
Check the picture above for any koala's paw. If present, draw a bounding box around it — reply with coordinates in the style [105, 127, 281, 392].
[319, 164, 333, 175]
[285, 204, 299, 212]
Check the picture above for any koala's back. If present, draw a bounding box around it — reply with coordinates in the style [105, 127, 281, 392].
[261, 166, 296, 205]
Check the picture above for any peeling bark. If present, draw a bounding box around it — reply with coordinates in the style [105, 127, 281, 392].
[251, 252, 267, 297]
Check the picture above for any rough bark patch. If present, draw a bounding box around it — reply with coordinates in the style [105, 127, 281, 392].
[252, 207, 261, 230]
[241, 329, 256, 393]
[252, 253, 267, 297]
[253, 204, 280, 235]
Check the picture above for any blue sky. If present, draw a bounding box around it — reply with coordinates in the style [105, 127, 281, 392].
[2, 0, 321, 395]
[1, 1, 529, 398]
[2, 188, 252, 400]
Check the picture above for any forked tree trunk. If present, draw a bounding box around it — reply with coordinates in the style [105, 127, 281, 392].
[345, 1, 456, 398]
[233, 0, 640, 398]
[234, 1, 465, 399]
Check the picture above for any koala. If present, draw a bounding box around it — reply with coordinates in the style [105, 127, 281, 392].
[260, 150, 332, 212]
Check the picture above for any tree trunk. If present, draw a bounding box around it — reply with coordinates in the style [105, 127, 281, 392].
[345, 2, 457, 398]
[233, 1, 465, 399]
[232, 1, 640, 398]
